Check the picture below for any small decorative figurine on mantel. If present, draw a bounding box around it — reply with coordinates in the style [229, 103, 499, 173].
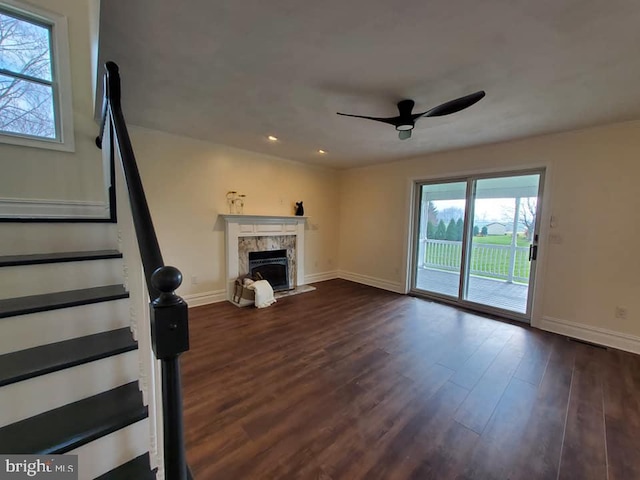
[226, 191, 237, 214]
[226, 191, 246, 214]
[295, 201, 304, 216]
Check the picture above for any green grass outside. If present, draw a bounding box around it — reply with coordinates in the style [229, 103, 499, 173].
[472, 234, 530, 247]
[424, 234, 531, 283]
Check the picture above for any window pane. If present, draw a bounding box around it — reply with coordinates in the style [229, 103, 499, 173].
[0, 74, 55, 138]
[415, 181, 467, 298]
[0, 12, 52, 81]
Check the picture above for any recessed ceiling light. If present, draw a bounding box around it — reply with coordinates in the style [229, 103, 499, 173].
[318, 149, 327, 154]
[267, 135, 278, 141]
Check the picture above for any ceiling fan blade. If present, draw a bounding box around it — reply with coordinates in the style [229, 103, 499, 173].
[415, 91, 486, 119]
[398, 129, 412, 140]
[337, 112, 401, 126]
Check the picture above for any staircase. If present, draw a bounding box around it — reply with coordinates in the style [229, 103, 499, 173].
[0, 223, 157, 479]
[0, 62, 191, 480]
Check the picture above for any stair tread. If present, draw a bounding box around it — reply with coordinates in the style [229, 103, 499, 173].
[94, 453, 156, 480]
[0, 328, 137, 387]
[0, 382, 147, 454]
[0, 285, 129, 319]
[0, 250, 122, 267]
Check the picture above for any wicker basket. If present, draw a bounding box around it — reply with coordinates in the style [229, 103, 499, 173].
[232, 273, 263, 305]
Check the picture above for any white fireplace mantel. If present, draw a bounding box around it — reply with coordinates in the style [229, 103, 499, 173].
[221, 214, 307, 302]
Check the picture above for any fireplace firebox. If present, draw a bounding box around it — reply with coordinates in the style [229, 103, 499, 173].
[248, 249, 291, 292]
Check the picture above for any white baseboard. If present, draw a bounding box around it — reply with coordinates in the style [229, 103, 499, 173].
[338, 270, 404, 294]
[304, 271, 338, 284]
[0, 197, 109, 219]
[182, 289, 226, 307]
[540, 316, 640, 355]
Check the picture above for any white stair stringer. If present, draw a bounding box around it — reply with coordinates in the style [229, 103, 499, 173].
[0, 299, 129, 355]
[0, 350, 139, 428]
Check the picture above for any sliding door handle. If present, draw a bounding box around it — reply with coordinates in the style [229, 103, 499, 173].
[529, 244, 538, 261]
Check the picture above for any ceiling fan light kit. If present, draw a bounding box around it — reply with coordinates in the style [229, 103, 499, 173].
[337, 91, 486, 140]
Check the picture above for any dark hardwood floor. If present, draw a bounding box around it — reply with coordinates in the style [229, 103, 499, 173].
[182, 279, 640, 480]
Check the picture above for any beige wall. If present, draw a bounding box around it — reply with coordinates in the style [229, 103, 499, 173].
[129, 126, 340, 298]
[339, 120, 640, 338]
[0, 0, 105, 202]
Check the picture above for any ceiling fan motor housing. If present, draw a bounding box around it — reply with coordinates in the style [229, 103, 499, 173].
[396, 99, 416, 130]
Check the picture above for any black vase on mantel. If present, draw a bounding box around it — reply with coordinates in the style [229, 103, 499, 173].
[295, 201, 304, 216]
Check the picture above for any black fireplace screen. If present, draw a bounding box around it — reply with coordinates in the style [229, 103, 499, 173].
[248, 249, 290, 291]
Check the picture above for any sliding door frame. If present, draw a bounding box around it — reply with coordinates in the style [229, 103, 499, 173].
[409, 167, 546, 324]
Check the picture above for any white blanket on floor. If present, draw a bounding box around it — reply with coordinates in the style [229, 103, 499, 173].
[247, 279, 277, 308]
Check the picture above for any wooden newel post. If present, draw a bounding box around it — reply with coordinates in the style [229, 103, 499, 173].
[150, 266, 190, 480]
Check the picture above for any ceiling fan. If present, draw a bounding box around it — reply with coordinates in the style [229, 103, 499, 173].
[337, 91, 486, 140]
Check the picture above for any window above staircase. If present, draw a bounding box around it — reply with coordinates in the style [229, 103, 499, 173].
[0, 0, 74, 151]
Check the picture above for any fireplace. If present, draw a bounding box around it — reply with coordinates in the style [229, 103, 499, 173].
[248, 249, 290, 291]
[221, 214, 306, 305]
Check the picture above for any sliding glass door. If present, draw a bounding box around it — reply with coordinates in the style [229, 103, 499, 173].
[412, 170, 544, 321]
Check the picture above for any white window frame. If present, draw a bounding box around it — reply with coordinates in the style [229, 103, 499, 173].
[0, 0, 74, 151]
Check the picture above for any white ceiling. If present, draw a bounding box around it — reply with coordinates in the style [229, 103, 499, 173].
[98, 0, 640, 169]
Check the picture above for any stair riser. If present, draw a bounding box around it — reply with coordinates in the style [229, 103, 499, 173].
[0, 299, 130, 355]
[0, 259, 124, 300]
[0, 223, 118, 256]
[0, 350, 139, 428]
[69, 419, 151, 480]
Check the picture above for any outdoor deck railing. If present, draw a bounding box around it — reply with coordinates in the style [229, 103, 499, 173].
[421, 239, 530, 283]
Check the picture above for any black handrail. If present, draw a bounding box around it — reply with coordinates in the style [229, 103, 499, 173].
[96, 61, 191, 480]
[97, 61, 163, 299]
[96, 89, 117, 224]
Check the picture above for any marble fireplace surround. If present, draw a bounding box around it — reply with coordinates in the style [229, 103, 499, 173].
[221, 214, 307, 303]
